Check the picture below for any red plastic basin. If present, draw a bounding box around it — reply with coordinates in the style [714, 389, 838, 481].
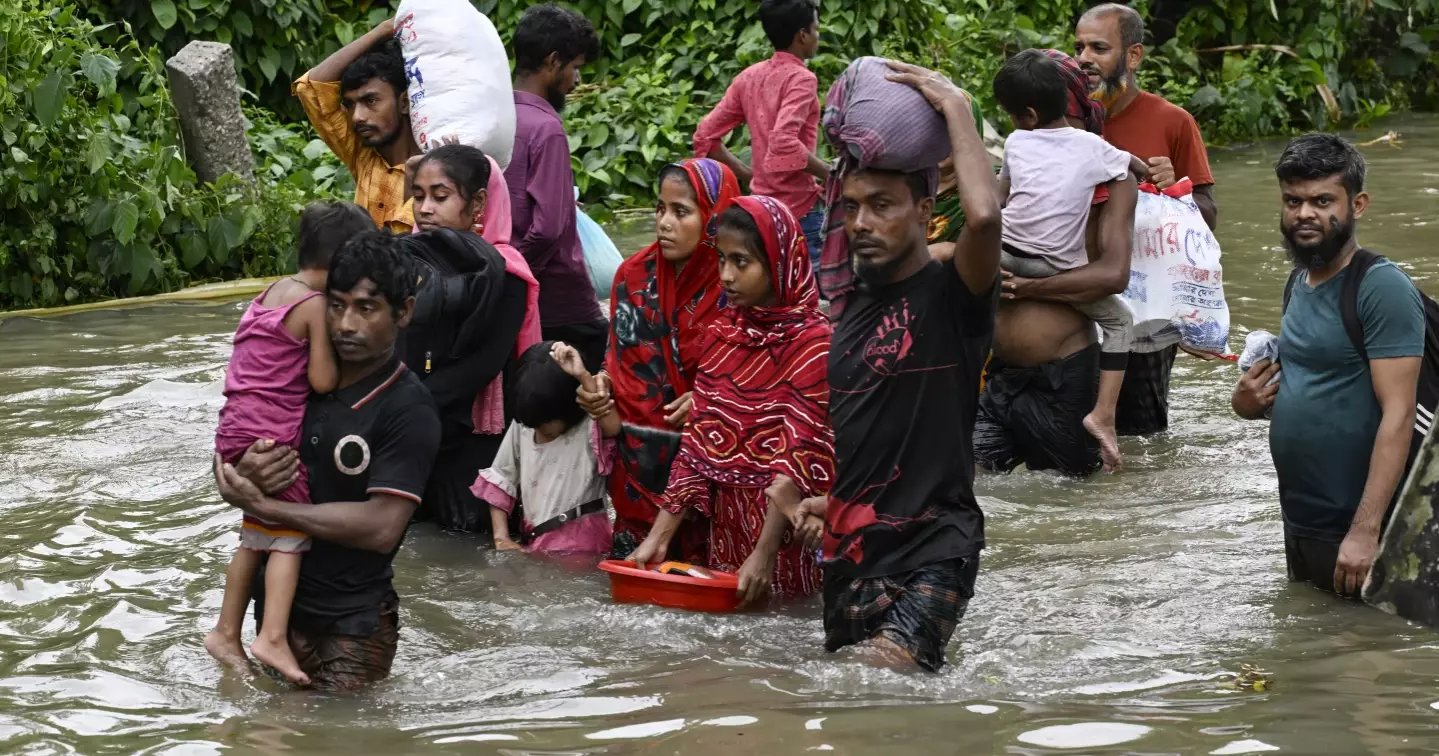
[598, 560, 741, 613]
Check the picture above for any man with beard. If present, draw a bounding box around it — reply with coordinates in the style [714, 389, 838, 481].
[294, 19, 421, 233]
[1073, 3, 1217, 437]
[505, 4, 607, 371]
[1233, 133, 1422, 597]
[785, 61, 1000, 671]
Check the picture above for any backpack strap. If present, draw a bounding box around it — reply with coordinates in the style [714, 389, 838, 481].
[1282, 267, 1301, 315]
[1340, 248, 1383, 363]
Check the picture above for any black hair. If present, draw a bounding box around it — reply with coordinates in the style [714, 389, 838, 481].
[510, 341, 587, 430]
[340, 38, 408, 97]
[853, 167, 934, 204]
[1080, 3, 1145, 49]
[413, 144, 491, 205]
[759, 0, 819, 51]
[1275, 132, 1367, 200]
[994, 49, 1067, 124]
[512, 3, 600, 75]
[326, 230, 417, 314]
[297, 201, 375, 270]
[656, 163, 698, 202]
[715, 204, 769, 264]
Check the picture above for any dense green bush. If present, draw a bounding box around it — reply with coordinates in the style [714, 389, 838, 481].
[0, 1, 347, 309]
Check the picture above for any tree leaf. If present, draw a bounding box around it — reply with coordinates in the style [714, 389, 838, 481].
[130, 245, 156, 286]
[85, 199, 116, 236]
[1188, 85, 1225, 110]
[112, 203, 140, 245]
[86, 135, 110, 174]
[32, 70, 66, 128]
[622, 0, 642, 14]
[152, 0, 178, 30]
[587, 123, 610, 148]
[80, 53, 120, 90]
[207, 217, 230, 263]
[179, 232, 208, 269]
[620, 33, 641, 48]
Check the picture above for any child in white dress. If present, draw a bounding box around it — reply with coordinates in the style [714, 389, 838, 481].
[470, 341, 618, 554]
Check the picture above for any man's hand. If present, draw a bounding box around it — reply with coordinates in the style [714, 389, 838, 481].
[664, 391, 694, 429]
[765, 474, 805, 523]
[233, 439, 299, 496]
[1232, 360, 1280, 420]
[885, 61, 976, 128]
[214, 453, 267, 514]
[1146, 156, 1177, 189]
[1334, 526, 1381, 597]
[736, 548, 776, 608]
[999, 271, 1039, 300]
[577, 372, 615, 420]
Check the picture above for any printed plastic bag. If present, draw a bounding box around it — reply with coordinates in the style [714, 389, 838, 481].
[394, 0, 515, 167]
[1121, 178, 1230, 354]
[576, 189, 622, 300]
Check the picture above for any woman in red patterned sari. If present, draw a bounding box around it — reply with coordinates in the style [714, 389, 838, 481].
[630, 195, 834, 603]
[594, 158, 740, 561]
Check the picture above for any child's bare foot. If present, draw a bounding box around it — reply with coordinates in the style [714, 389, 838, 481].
[204, 630, 251, 674]
[251, 636, 310, 686]
[1083, 412, 1123, 473]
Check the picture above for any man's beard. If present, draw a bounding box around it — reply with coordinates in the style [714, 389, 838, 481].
[1282, 212, 1354, 270]
[357, 120, 401, 149]
[852, 238, 905, 287]
[1087, 54, 1129, 110]
[546, 82, 567, 113]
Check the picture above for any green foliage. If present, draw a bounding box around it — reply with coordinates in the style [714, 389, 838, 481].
[0, 1, 343, 310]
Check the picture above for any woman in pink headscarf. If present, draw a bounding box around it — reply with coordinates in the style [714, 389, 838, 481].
[409, 143, 543, 535]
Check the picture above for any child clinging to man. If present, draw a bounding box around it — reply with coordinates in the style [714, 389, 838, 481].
[471, 341, 617, 554]
[206, 201, 374, 684]
[993, 49, 1146, 472]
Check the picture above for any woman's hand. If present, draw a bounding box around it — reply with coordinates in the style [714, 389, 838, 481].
[736, 548, 776, 608]
[664, 391, 694, 429]
[494, 537, 525, 552]
[627, 533, 668, 568]
[795, 514, 825, 552]
[764, 474, 805, 523]
[577, 372, 615, 420]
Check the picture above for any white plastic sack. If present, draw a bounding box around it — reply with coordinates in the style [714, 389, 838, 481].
[394, 0, 515, 168]
[1121, 179, 1230, 354]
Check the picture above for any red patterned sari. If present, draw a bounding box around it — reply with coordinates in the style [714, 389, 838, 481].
[606, 159, 740, 560]
[662, 195, 834, 597]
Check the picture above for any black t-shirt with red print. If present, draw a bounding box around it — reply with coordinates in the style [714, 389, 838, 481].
[824, 261, 997, 579]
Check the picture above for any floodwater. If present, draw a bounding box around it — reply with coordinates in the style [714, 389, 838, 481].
[4, 117, 1439, 755]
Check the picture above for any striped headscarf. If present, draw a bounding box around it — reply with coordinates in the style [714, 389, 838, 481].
[1041, 49, 1106, 135]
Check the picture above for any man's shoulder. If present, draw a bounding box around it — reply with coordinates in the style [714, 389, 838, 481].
[375, 370, 440, 426]
[1139, 91, 1200, 129]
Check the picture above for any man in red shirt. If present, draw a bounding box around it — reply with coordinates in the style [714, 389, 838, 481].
[693, 0, 830, 269]
[1075, 3, 1220, 436]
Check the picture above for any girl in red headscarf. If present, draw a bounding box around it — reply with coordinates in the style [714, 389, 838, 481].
[587, 159, 741, 561]
[630, 195, 834, 603]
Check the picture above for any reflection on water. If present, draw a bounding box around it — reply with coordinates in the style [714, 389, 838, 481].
[4, 117, 1439, 754]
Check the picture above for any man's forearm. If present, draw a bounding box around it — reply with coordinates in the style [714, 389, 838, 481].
[308, 19, 395, 83]
[708, 143, 751, 182]
[1193, 185, 1218, 231]
[1353, 413, 1414, 535]
[805, 152, 830, 181]
[253, 497, 411, 553]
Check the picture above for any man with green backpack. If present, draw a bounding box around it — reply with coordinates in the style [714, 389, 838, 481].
[1233, 133, 1432, 598]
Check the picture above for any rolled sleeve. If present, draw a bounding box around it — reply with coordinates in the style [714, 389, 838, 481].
[293, 75, 359, 171]
[764, 70, 817, 174]
[693, 81, 747, 158]
[1359, 263, 1426, 359]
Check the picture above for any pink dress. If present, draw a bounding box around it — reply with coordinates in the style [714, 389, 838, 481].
[214, 284, 320, 552]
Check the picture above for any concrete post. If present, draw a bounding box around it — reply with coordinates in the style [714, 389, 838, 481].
[164, 41, 254, 184]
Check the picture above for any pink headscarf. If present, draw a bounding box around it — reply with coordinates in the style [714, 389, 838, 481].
[473, 154, 542, 434]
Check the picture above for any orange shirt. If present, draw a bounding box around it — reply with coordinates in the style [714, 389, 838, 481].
[1103, 91, 1215, 187]
[292, 75, 414, 233]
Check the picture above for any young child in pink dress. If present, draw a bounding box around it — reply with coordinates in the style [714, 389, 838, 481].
[204, 202, 373, 684]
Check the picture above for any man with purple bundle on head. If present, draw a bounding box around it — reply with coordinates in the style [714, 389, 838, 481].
[506, 3, 608, 371]
[765, 57, 1001, 672]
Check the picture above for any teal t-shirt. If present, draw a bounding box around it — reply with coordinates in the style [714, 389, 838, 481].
[1270, 257, 1424, 541]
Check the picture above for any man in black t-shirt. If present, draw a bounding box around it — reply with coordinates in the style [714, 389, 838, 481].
[777, 62, 1001, 671]
[216, 231, 441, 691]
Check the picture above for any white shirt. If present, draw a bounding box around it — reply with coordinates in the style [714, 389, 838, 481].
[999, 128, 1133, 270]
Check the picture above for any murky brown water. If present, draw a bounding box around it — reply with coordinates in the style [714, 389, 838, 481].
[4, 117, 1439, 755]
